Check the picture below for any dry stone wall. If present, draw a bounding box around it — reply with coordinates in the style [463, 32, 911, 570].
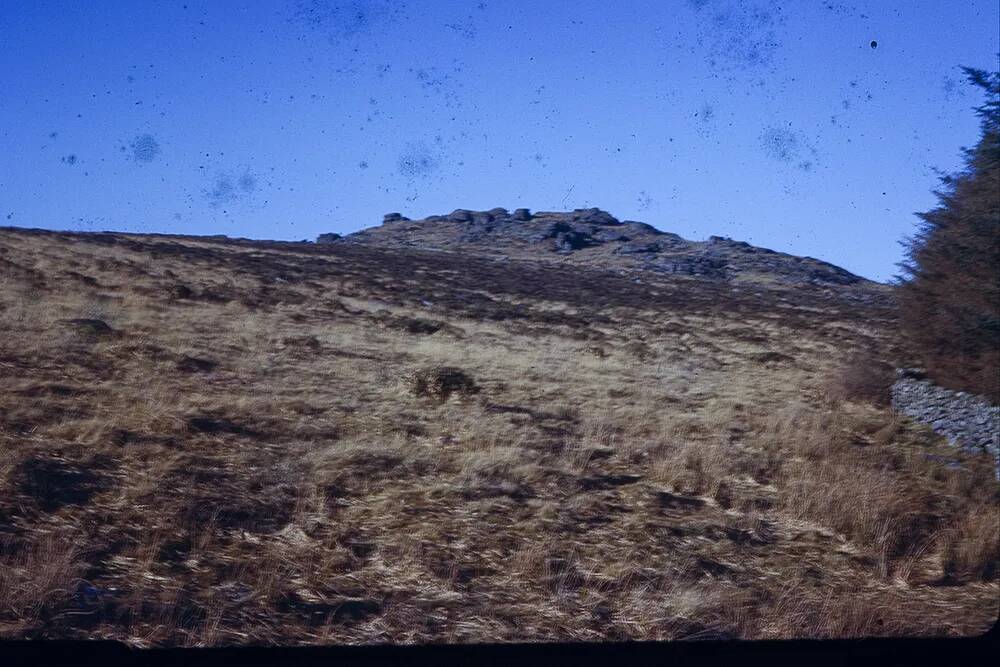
[891, 369, 999, 478]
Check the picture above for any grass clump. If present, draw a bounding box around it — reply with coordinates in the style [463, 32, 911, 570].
[409, 366, 480, 401]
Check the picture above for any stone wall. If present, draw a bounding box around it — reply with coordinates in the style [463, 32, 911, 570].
[891, 369, 1000, 478]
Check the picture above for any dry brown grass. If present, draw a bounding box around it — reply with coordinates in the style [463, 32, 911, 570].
[824, 350, 896, 406]
[0, 227, 995, 645]
[940, 504, 1000, 582]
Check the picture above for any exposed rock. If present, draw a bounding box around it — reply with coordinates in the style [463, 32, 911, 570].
[707, 236, 751, 250]
[315, 233, 342, 243]
[342, 206, 874, 290]
[485, 207, 509, 219]
[569, 207, 620, 226]
[803, 264, 862, 286]
[447, 209, 474, 222]
[644, 256, 728, 279]
[891, 369, 999, 478]
[623, 221, 667, 237]
[616, 242, 661, 255]
[592, 229, 630, 243]
[555, 230, 596, 253]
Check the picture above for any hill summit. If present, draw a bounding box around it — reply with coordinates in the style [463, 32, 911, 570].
[330, 207, 871, 289]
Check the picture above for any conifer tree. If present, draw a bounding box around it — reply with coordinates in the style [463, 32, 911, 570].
[898, 67, 1000, 403]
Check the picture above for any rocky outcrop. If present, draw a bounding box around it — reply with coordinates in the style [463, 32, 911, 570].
[643, 256, 729, 279]
[891, 369, 1000, 477]
[333, 206, 877, 290]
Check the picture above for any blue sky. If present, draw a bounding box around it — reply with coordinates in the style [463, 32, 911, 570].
[1, 1, 997, 281]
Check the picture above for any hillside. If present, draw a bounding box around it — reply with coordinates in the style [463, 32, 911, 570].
[0, 223, 996, 646]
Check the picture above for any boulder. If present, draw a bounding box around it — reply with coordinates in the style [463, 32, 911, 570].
[571, 207, 620, 226]
[645, 256, 727, 278]
[592, 229, 630, 243]
[447, 209, 474, 222]
[616, 242, 660, 255]
[622, 221, 667, 236]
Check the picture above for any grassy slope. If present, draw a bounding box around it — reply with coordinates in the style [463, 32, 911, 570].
[0, 227, 996, 646]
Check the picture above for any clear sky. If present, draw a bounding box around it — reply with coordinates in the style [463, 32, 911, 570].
[1, 1, 997, 281]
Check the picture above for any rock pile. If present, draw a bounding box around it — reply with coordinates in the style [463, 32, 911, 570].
[891, 368, 1000, 477]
